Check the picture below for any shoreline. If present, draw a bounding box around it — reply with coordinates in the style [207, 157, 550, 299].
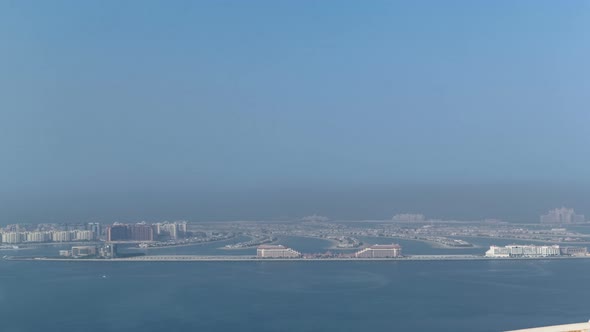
[6, 254, 590, 263]
[363, 236, 479, 250]
[450, 235, 590, 245]
[126, 237, 238, 250]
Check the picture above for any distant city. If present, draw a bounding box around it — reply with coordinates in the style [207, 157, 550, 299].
[2, 207, 589, 262]
[540, 207, 585, 224]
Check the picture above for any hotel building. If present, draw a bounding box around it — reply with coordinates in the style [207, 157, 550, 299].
[256, 245, 301, 258]
[485, 245, 562, 258]
[355, 244, 402, 258]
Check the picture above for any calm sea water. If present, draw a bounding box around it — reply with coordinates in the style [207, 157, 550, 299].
[1, 259, 589, 332]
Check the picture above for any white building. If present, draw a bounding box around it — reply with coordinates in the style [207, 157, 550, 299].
[486, 245, 561, 258]
[355, 244, 402, 258]
[157, 223, 179, 239]
[24, 231, 50, 242]
[52, 231, 72, 242]
[257, 245, 301, 258]
[178, 221, 187, 234]
[485, 245, 511, 258]
[1, 232, 22, 244]
[73, 230, 94, 241]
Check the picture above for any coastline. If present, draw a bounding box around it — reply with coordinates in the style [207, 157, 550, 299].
[6, 254, 590, 263]
[364, 236, 480, 250]
[126, 237, 238, 250]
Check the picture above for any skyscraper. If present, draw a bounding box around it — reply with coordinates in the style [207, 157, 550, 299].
[540, 207, 585, 224]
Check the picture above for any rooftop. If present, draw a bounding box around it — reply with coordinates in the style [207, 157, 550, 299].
[257, 245, 287, 249]
[369, 244, 401, 249]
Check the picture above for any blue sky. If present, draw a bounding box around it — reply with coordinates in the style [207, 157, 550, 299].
[1, 1, 589, 223]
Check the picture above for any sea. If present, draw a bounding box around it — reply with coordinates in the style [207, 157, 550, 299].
[1, 236, 589, 332]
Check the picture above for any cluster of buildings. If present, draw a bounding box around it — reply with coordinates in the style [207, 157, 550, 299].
[0, 222, 102, 244]
[540, 207, 585, 224]
[0, 221, 190, 244]
[59, 243, 118, 259]
[106, 221, 187, 242]
[485, 244, 588, 258]
[155, 221, 187, 239]
[1, 229, 97, 244]
[392, 213, 426, 222]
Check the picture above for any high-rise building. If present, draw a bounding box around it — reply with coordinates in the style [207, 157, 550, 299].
[1, 232, 22, 244]
[540, 207, 585, 224]
[155, 222, 185, 239]
[23, 231, 45, 242]
[129, 224, 154, 241]
[87, 223, 101, 239]
[178, 221, 187, 234]
[107, 225, 129, 241]
[73, 230, 94, 241]
[52, 231, 72, 242]
[107, 224, 153, 241]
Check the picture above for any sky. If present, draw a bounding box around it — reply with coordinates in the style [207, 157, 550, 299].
[1, 1, 589, 223]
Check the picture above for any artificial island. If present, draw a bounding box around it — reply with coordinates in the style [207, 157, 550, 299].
[3, 207, 590, 262]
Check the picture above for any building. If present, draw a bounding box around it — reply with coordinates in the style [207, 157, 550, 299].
[485, 245, 511, 258]
[129, 224, 154, 241]
[73, 230, 94, 241]
[559, 246, 588, 256]
[107, 224, 153, 242]
[154, 222, 186, 239]
[107, 225, 129, 241]
[99, 243, 118, 258]
[1, 232, 22, 244]
[178, 221, 188, 235]
[159, 223, 178, 239]
[24, 231, 50, 242]
[485, 245, 561, 258]
[355, 244, 402, 258]
[256, 245, 301, 258]
[392, 213, 426, 222]
[87, 223, 101, 239]
[506, 322, 590, 332]
[540, 207, 585, 224]
[71, 246, 97, 257]
[52, 231, 72, 242]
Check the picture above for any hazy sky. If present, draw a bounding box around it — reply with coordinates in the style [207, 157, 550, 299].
[1, 1, 589, 223]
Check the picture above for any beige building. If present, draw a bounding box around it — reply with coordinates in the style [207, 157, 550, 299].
[355, 244, 402, 258]
[256, 245, 301, 258]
